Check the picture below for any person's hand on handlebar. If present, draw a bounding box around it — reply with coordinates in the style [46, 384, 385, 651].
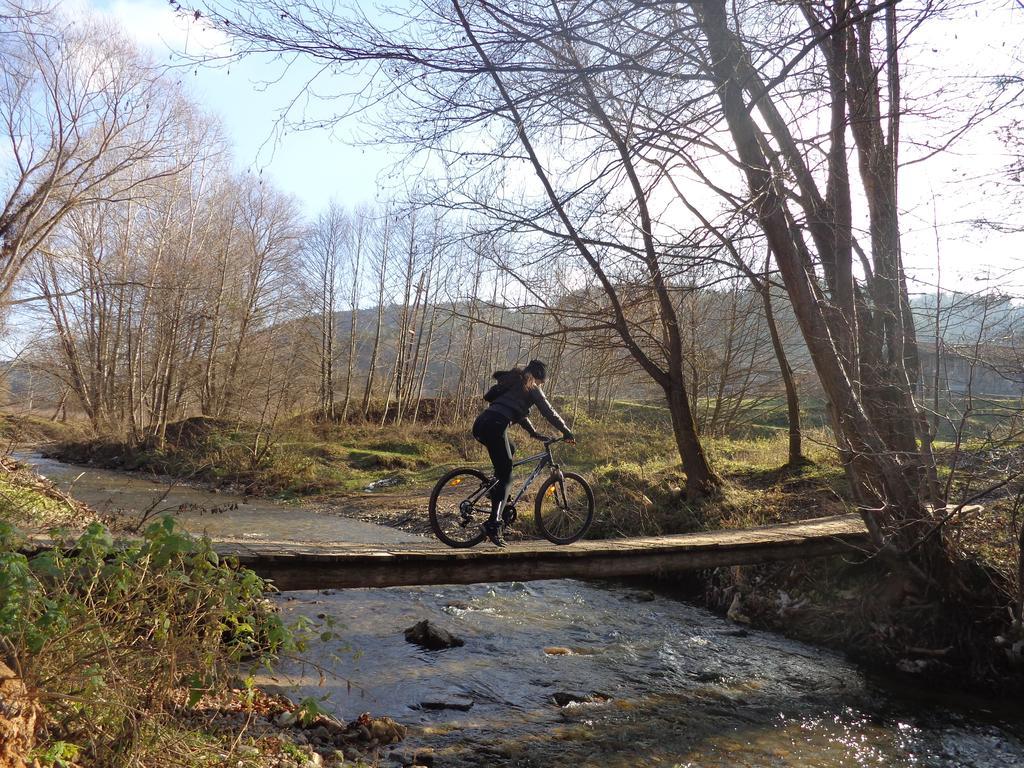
[563, 431, 576, 445]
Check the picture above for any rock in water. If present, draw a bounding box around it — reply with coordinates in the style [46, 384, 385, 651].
[389, 748, 435, 767]
[0, 661, 39, 768]
[726, 593, 751, 624]
[625, 590, 656, 603]
[369, 716, 407, 743]
[275, 710, 298, 727]
[403, 619, 464, 650]
[552, 691, 612, 707]
[543, 646, 573, 655]
[553, 691, 587, 707]
[416, 695, 474, 712]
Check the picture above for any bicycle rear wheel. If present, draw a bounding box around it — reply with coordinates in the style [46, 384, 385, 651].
[534, 471, 595, 545]
[429, 468, 491, 548]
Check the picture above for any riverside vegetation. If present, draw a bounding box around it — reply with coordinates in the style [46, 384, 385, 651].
[0, 451, 409, 768]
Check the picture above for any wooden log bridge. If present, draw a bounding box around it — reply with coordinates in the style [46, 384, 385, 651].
[217, 513, 869, 591]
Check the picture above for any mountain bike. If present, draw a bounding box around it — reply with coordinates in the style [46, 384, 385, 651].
[428, 436, 595, 548]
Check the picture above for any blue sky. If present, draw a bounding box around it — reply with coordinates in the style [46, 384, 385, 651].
[81, 0, 399, 211]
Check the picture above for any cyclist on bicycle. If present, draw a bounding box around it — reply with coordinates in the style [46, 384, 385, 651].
[473, 359, 575, 547]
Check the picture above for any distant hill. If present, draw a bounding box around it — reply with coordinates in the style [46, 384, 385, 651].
[8, 291, 1022, 412]
[911, 293, 1023, 396]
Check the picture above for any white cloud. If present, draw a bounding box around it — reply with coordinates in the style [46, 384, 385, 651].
[77, 0, 232, 58]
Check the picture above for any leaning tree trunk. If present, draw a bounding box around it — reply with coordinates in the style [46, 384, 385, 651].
[692, 0, 940, 561]
[664, 370, 722, 498]
[454, 0, 723, 498]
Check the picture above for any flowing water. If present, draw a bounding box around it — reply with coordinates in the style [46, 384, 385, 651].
[268, 582, 1024, 767]
[15, 452, 418, 545]
[17, 452, 1024, 767]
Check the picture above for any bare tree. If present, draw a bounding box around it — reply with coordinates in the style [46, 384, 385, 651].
[340, 204, 369, 421]
[1, 3, 187, 308]
[33, 119, 304, 443]
[213, 179, 302, 423]
[302, 202, 351, 420]
[679, 0, 939, 553]
[362, 210, 390, 417]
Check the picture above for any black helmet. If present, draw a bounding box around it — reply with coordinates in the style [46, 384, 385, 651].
[524, 359, 547, 382]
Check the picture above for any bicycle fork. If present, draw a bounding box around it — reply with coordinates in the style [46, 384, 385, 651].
[546, 467, 566, 509]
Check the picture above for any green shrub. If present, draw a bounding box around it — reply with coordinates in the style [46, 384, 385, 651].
[0, 516, 294, 765]
[348, 450, 417, 470]
[365, 439, 428, 457]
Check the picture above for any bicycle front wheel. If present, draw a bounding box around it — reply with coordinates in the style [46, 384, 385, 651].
[429, 468, 491, 548]
[534, 471, 595, 545]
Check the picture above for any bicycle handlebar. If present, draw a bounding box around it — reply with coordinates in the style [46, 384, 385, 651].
[543, 436, 574, 445]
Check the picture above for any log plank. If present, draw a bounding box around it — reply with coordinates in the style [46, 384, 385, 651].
[20, 513, 871, 591]
[226, 513, 870, 591]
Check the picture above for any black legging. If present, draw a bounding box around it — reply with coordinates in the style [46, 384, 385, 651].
[472, 410, 516, 520]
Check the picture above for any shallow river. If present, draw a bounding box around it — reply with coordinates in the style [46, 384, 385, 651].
[17, 452, 417, 545]
[18, 452, 1024, 767]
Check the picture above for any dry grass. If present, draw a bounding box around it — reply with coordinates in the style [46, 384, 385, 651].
[35, 408, 1022, 584]
[0, 412, 83, 446]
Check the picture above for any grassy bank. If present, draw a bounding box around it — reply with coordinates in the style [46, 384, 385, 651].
[50, 416, 451, 498]
[33, 404, 1022, 582]
[0, 455, 96, 533]
[0, 412, 83, 447]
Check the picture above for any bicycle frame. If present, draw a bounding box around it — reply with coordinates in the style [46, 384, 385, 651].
[463, 440, 563, 509]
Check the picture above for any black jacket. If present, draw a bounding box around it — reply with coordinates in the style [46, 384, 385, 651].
[483, 372, 571, 437]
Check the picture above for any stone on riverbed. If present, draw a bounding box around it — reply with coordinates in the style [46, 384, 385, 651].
[389, 747, 435, 766]
[726, 593, 751, 624]
[624, 589, 656, 603]
[552, 691, 612, 707]
[274, 710, 298, 727]
[543, 645, 599, 656]
[370, 717, 407, 743]
[414, 695, 474, 711]
[403, 619, 464, 650]
[544, 646, 572, 655]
